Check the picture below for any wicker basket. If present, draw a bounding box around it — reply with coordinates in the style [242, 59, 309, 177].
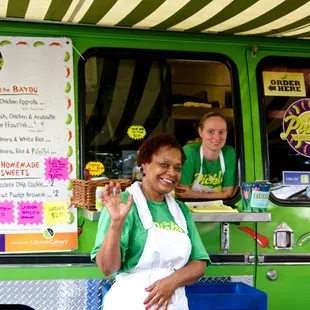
[72, 179, 132, 210]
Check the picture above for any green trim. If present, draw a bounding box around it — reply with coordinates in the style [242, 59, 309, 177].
[188, 0, 257, 32]
[0, 264, 254, 281]
[44, 0, 73, 21]
[226, 0, 309, 34]
[7, 0, 30, 18]
[117, 0, 165, 27]
[0, 266, 103, 280]
[79, 0, 118, 24]
[152, 0, 212, 30]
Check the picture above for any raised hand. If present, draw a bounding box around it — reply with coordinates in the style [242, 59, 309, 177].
[100, 182, 133, 223]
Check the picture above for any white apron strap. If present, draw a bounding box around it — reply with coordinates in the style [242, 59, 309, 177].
[200, 146, 225, 175]
[165, 194, 188, 233]
[199, 146, 204, 175]
[126, 182, 188, 232]
[190, 146, 204, 190]
[219, 150, 225, 175]
[126, 182, 153, 230]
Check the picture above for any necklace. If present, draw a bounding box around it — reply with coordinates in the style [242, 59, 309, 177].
[207, 157, 219, 181]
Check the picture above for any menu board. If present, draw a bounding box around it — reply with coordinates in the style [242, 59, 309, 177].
[0, 37, 77, 253]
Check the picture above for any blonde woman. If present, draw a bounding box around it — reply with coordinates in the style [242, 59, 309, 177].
[176, 112, 236, 200]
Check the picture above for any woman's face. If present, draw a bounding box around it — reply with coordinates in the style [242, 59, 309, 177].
[199, 116, 227, 151]
[141, 146, 182, 196]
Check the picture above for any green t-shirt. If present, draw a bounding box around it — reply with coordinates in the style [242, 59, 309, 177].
[91, 191, 210, 274]
[180, 143, 237, 192]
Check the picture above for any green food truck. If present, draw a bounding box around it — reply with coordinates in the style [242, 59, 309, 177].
[0, 1, 310, 309]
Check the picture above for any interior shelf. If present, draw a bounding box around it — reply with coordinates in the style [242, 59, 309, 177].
[192, 212, 271, 222]
[172, 106, 234, 122]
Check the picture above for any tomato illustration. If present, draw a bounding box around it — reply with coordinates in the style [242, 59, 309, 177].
[16, 41, 28, 46]
[65, 66, 70, 78]
[68, 163, 73, 174]
[68, 129, 72, 141]
[67, 97, 71, 109]
[49, 42, 62, 47]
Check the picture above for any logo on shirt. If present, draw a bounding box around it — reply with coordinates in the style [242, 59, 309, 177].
[193, 171, 223, 190]
[280, 99, 310, 158]
[154, 221, 184, 233]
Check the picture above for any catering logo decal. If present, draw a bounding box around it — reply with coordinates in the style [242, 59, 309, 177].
[280, 99, 310, 157]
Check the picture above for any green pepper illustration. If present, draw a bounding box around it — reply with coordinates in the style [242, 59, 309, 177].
[33, 41, 45, 47]
[297, 232, 310, 247]
[64, 51, 70, 62]
[67, 180, 73, 191]
[65, 82, 71, 93]
[67, 212, 75, 224]
[65, 113, 72, 125]
[0, 40, 11, 46]
[281, 75, 287, 79]
[295, 140, 303, 148]
[67, 145, 73, 157]
[292, 105, 301, 115]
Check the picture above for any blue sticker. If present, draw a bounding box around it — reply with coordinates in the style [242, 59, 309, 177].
[251, 191, 270, 208]
[283, 171, 310, 186]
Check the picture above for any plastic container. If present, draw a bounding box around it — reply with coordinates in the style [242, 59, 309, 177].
[240, 181, 271, 212]
[186, 282, 267, 310]
[100, 282, 267, 310]
[96, 186, 105, 210]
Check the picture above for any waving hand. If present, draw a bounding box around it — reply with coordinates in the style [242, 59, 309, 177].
[100, 182, 133, 223]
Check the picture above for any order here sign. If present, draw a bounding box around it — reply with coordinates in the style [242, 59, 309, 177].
[263, 72, 306, 97]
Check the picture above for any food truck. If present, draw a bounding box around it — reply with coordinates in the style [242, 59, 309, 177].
[0, 1, 310, 309]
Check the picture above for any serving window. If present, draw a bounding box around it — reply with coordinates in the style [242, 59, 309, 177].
[257, 56, 310, 204]
[79, 49, 242, 201]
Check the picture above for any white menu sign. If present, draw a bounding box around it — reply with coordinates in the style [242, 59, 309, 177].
[0, 37, 77, 253]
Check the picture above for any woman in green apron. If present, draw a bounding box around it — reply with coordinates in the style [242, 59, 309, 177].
[91, 133, 210, 310]
[176, 112, 237, 200]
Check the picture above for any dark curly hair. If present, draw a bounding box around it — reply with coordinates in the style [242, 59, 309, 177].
[137, 133, 186, 167]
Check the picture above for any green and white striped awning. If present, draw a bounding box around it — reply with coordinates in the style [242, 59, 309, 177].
[1, 0, 310, 39]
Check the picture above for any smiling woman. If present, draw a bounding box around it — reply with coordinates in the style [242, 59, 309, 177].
[91, 133, 210, 310]
[176, 112, 237, 200]
[136, 133, 185, 202]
